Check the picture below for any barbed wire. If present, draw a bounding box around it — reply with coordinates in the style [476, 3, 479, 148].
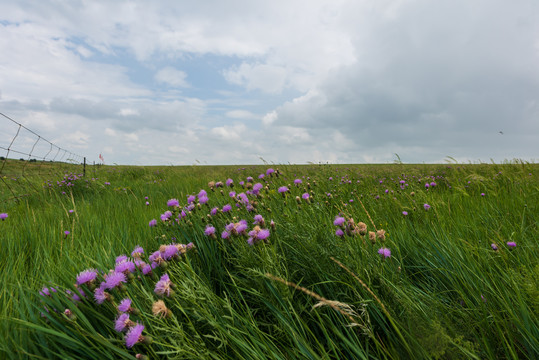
[0, 112, 87, 203]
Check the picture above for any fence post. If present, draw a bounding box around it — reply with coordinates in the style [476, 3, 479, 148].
[83, 157, 86, 177]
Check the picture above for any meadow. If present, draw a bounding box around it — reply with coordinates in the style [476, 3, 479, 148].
[0, 161, 537, 359]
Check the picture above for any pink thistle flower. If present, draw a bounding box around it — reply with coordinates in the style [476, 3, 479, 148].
[278, 186, 289, 194]
[76, 269, 97, 285]
[378, 247, 391, 258]
[204, 225, 216, 237]
[187, 195, 196, 204]
[115, 313, 133, 332]
[131, 246, 144, 258]
[125, 323, 145, 348]
[154, 274, 174, 297]
[148, 219, 157, 227]
[302, 193, 310, 200]
[506, 241, 517, 248]
[333, 217, 345, 227]
[210, 207, 218, 216]
[294, 179, 302, 185]
[198, 195, 209, 205]
[226, 178, 234, 187]
[423, 204, 431, 211]
[104, 272, 127, 290]
[118, 298, 132, 312]
[167, 199, 179, 207]
[335, 229, 344, 237]
[266, 168, 275, 176]
[0, 213, 8, 220]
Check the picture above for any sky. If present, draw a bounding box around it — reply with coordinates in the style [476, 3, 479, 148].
[0, 0, 538, 165]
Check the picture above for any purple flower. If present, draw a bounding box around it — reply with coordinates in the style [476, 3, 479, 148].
[294, 179, 302, 185]
[162, 245, 178, 260]
[333, 216, 345, 227]
[335, 229, 344, 237]
[430, 182, 436, 187]
[64, 230, 70, 237]
[115, 261, 136, 274]
[104, 272, 127, 290]
[378, 247, 391, 258]
[425, 183, 430, 188]
[253, 214, 264, 225]
[266, 168, 275, 176]
[204, 225, 216, 236]
[423, 204, 431, 211]
[257, 229, 270, 241]
[145, 201, 149, 206]
[39, 286, 57, 297]
[491, 243, 498, 251]
[253, 183, 263, 192]
[278, 186, 289, 193]
[402, 211, 408, 216]
[131, 246, 144, 258]
[76, 269, 97, 285]
[198, 195, 209, 205]
[258, 174, 265, 179]
[222, 204, 232, 213]
[210, 207, 218, 216]
[229, 191, 236, 198]
[167, 198, 179, 207]
[197, 189, 207, 198]
[187, 195, 196, 204]
[226, 178, 234, 187]
[118, 298, 132, 312]
[221, 230, 230, 239]
[115, 313, 132, 332]
[236, 221, 248, 235]
[302, 193, 310, 200]
[125, 323, 145, 348]
[154, 273, 174, 297]
[116, 255, 128, 264]
[94, 286, 108, 304]
[149, 219, 157, 227]
[481, 193, 485, 196]
[506, 241, 517, 248]
[0, 213, 8, 220]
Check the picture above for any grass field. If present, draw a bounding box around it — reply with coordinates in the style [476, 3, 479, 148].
[0, 161, 537, 359]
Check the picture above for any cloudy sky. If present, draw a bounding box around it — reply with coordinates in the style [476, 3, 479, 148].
[1, 0, 538, 165]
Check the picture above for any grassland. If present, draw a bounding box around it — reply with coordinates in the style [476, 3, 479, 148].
[0, 161, 537, 359]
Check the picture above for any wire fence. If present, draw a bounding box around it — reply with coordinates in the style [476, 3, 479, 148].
[0, 112, 88, 204]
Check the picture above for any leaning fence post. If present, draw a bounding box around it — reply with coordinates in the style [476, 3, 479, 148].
[83, 157, 86, 177]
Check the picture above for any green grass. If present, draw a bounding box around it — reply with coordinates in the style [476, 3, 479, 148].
[0, 162, 537, 359]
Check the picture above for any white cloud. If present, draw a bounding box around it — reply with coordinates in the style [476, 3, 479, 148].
[225, 110, 258, 120]
[154, 67, 189, 87]
[224, 63, 288, 94]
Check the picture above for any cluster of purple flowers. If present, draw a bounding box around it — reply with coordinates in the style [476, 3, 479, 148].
[333, 215, 368, 238]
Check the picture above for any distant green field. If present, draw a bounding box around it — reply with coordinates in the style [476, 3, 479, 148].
[0, 162, 537, 359]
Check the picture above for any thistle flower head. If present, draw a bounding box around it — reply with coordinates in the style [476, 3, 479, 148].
[333, 216, 345, 227]
[154, 273, 174, 297]
[115, 313, 133, 332]
[131, 246, 144, 258]
[167, 199, 179, 207]
[0, 213, 7, 220]
[125, 323, 145, 348]
[378, 247, 391, 258]
[76, 269, 97, 285]
[118, 298, 132, 312]
[104, 272, 126, 290]
[152, 300, 172, 318]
